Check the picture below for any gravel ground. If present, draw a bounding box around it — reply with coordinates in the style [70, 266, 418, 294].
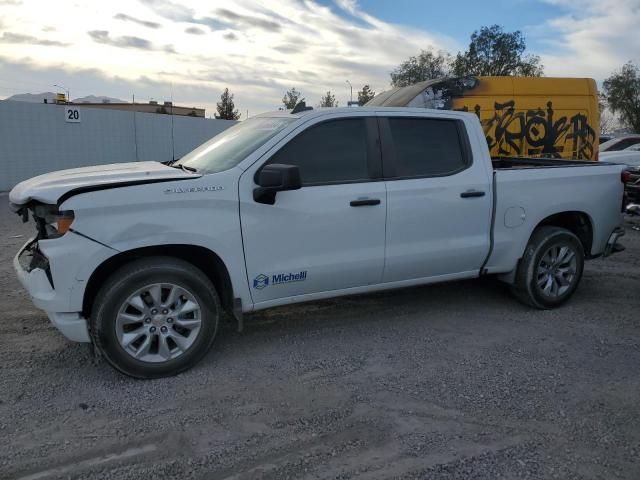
[1, 193, 639, 480]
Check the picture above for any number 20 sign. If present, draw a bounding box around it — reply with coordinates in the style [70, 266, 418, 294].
[65, 107, 81, 123]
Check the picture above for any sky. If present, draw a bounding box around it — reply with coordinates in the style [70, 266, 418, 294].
[0, 0, 638, 118]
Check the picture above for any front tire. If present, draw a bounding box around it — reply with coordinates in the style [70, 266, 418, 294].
[90, 257, 220, 379]
[512, 226, 585, 309]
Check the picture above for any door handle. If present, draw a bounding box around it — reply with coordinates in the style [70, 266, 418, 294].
[460, 190, 486, 198]
[350, 198, 381, 207]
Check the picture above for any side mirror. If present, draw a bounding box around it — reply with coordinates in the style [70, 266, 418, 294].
[253, 164, 302, 205]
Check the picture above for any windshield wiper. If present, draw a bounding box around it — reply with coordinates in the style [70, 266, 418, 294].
[169, 163, 198, 173]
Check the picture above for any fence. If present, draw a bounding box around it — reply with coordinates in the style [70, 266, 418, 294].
[0, 101, 235, 191]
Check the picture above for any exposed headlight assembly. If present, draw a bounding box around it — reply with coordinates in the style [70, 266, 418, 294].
[32, 204, 75, 239]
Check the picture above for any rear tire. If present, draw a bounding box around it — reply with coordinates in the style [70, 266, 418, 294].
[512, 226, 585, 309]
[90, 257, 220, 379]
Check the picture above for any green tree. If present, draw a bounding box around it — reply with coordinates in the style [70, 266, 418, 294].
[282, 87, 304, 109]
[602, 61, 640, 132]
[215, 88, 240, 120]
[357, 85, 376, 104]
[318, 91, 338, 107]
[390, 48, 451, 87]
[451, 25, 543, 77]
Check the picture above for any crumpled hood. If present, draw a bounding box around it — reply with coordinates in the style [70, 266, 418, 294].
[9, 161, 199, 205]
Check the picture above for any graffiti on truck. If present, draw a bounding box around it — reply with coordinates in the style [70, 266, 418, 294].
[375, 76, 598, 160]
[459, 100, 596, 160]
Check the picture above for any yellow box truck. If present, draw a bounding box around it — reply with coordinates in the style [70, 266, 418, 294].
[367, 76, 599, 161]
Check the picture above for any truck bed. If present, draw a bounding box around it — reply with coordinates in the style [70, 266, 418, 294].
[485, 157, 625, 276]
[492, 157, 612, 170]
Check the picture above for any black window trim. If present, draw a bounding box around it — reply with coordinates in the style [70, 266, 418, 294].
[609, 138, 640, 151]
[256, 116, 383, 187]
[378, 115, 473, 181]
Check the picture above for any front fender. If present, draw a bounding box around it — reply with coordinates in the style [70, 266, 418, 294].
[62, 170, 251, 309]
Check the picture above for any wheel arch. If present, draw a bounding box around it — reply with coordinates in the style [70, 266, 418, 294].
[498, 210, 593, 285]
[535, 210, 594, 257]
[82, 245, 234, 319]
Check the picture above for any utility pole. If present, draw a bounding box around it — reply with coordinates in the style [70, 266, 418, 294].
[346, 80, 353, 103]
[170, 83, 175, 161]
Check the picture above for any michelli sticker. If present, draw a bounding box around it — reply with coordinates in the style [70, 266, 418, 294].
[164, 186, 224, 194]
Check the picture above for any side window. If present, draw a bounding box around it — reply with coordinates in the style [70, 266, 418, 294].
[386, 117, 468, 178]
[611, 138, 640, 151]
[268, 118, 370, 185]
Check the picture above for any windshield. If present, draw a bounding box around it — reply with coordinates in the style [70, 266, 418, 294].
[176, 117, 295, 173]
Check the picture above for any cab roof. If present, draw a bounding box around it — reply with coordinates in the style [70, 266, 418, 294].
[253, 106, 475, 121]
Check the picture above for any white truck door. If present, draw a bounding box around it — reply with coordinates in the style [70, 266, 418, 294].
[379, 114, 492, 282]
[239, 116, 386, 305]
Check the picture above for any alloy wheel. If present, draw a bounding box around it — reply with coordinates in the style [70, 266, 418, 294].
[536, 244, 578, 298]
[115, 283, 202, 363]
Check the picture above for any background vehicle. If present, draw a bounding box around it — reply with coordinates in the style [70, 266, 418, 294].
[367, 76, 600, 160]
[600, 143, 640, 165]
[9, 106, 626, 378]
[601, 144, 640, 204]
[599, 134, 640, 152]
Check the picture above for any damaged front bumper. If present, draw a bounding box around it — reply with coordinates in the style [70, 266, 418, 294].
[13, 232, 118, 343]
[14, 239, 91, 342]
[14, 239, 56, 307]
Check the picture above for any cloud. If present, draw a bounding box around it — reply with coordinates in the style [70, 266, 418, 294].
[138, 0, 194, 22]
[536, 0, 640, 80]
[87, 30, 176, 54]
[6, 0, 635, 118]
[185, 26, 205, 35]
[0, 0, 457, 115]
[140, 2, 282, 32]
[0, 54, 224, 113]
[273, 44, 304, 54]
[191, 16, 228, 31]
[0, 32, 68, 46]
[213, 8, 281, 32]
[88, 30, 153, 50]
[113, 13, 161, 29]
[255, 55, 285, 64]
[139, 0, 227, 30]
[334, 0, 358, 14]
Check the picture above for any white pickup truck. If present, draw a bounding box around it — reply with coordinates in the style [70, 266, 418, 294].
[10, 106, 627, 378]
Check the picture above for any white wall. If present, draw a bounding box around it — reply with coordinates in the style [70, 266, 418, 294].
[0, 101, 235, 191]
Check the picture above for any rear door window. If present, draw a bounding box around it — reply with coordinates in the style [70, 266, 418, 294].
[384, 117, 469, 178]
